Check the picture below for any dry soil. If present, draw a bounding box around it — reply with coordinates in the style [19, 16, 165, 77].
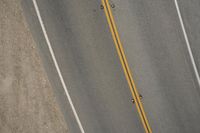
[0, 0, 68, 132]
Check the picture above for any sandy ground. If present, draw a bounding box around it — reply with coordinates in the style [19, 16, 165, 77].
[0, 0, 68, 132]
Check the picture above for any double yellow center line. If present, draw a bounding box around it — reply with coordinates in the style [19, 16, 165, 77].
[101, 0, 152, 132]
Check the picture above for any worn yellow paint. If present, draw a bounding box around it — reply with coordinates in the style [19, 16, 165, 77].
[101, 0, 152, 132]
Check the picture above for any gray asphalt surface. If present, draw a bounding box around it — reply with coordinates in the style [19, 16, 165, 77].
[178, 0, 200, 80]
[112, 0, 200, 132]
[23, 0, 200, 133]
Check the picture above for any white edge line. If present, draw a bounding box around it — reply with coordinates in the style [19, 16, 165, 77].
[32, 0, 85, 133]
[175, 0, 200, 87]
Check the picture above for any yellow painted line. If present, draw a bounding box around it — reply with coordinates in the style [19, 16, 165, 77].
[101, 0, 152, 132]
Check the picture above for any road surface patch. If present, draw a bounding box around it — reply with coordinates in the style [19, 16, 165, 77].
[101, 0, 152, 132]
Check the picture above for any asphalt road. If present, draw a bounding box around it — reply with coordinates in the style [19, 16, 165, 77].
[178, 0, 200, 81]
[22, 0, 200, 133]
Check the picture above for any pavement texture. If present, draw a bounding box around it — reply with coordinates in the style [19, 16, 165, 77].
[20, 0, 200, 133]
[0, 0, 68, 132]
[112, 0, 200, 132]
[179, 0, 200, 77]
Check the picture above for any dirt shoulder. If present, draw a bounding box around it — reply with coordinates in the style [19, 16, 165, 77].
[0, 0, 68, 132]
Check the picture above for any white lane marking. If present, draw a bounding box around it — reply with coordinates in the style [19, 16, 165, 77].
[32, 0, 85, 133]
[175, 0, 200, 87]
